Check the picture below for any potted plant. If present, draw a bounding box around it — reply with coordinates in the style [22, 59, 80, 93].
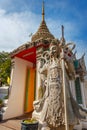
[21, 118, 38, 130]
[0, 98, 3, 108]
[0, 99, 3, 121]
[4, 95, 9, 99]
[3, 95, 8, 107]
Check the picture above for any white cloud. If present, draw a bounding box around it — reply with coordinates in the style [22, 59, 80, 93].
[46, 18, 87, 67]
[47, 18, 79, 41]
[0, 7, 87, 67]
[0, 8, 40, 52]
[0, 9, 6, 15]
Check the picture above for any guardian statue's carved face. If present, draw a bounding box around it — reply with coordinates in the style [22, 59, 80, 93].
[50, 45, 58, 57]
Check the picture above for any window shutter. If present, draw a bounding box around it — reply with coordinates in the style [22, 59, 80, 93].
[75, 77, 82, 104]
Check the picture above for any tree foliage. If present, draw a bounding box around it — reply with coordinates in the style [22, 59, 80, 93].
[0, 51, 11, 85]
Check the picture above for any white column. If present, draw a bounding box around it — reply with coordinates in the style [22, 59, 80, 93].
[69, 80, 76, 100]
[61, 49, 69, 130]
[36, 60, 41, 100]
[81, 81, 86, 108]
[9, 59, 15, 94]
[84, 78, 87, 107]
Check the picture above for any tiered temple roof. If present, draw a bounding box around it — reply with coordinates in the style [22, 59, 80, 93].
[31, 1, 54, 42]
[11, 1, 55, 57]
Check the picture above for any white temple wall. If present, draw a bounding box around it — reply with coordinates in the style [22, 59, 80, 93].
[84, 76, 87, 107]
[3, 57, 33, 120]
[69, 80, 76, 100]
[80, 81, 86, 108]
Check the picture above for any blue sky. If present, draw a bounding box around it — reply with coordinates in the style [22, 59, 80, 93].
[0, 0, 87, 65]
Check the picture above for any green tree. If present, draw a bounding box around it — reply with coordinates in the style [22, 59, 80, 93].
[0, 51, 11, 85]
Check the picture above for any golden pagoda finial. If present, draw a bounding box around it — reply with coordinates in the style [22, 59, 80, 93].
[42, 1, 45, 21]
[31, 1, 55, 42]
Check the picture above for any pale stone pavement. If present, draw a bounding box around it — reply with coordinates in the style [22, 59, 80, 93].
[0, 119, 21, 130]
[0, 112, 32, 130]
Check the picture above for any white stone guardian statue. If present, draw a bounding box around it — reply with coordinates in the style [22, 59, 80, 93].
[32, 40, 87, 130]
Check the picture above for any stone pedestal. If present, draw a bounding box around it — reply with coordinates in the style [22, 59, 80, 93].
[38, 122, 74, 130]
[49, 125, 74, 130]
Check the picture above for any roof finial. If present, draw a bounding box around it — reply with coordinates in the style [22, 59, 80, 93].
[60, 25, 65, 45]
[62, 25, 64, 38]
[42, 1, 45, 21]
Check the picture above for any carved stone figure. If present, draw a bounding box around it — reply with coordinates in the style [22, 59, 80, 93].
[33, 40, 87, 130]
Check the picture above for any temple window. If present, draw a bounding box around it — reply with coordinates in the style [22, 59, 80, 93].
[75, 77, 83, 104]
[74, 60, 79, 69]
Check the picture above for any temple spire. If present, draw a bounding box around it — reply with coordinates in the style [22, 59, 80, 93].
[31, 1, 55, 42]
[60, 25, 65, 45]
[42, 1, 45, 21]
[62, 25, 64, 38]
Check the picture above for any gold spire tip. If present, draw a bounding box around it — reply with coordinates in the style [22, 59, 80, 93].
[42, 1, 45, 21]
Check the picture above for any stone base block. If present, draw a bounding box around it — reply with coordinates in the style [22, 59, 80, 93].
[49, 125, 73, 130]
[39, 124, 74, 130]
